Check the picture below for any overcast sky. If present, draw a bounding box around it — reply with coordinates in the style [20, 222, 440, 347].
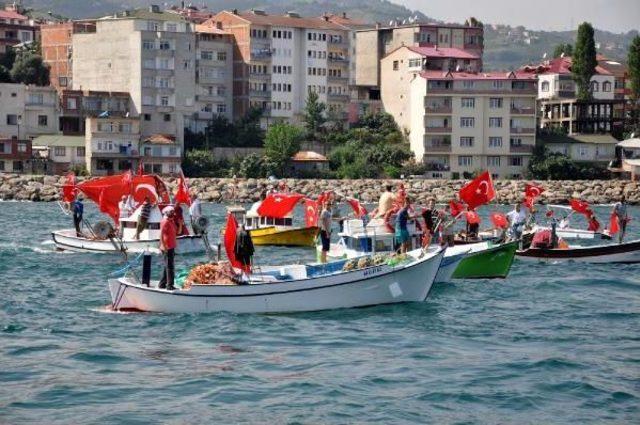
[398, 0, 639, 33]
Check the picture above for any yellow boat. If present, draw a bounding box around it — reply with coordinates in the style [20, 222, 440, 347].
[249, 226, 319, 247]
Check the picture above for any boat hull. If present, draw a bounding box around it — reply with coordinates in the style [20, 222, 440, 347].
[52, 229, 205, 254]
[434, 250, 468, 283]
[249, 226, 319, 247]
[451, 241, 518, 279]
[108, 249, 445, 314]
[517, 240, 640, 264]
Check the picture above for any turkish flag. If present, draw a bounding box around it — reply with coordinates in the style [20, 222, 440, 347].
[609, 213, 620, 235]
[523, 196, 534, 210]
[257, 193, 305, 218]
[224, 213, 242, 269]
[346, 198, 367, 219]
[317, 191, 333, 207]
[62, 171, 76, 203]
[174, 171, 191, 206]
[490, 212, 508, 229]
[525, 183, 544, 199]
[449, 200, 465, 217]
[459, 171, 496, 210]
[304, 199, 319, 227]
[570, 199, 591, 216]
[465, 210, 481, 224]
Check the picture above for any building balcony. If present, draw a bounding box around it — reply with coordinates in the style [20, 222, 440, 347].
[509, 144, 534, 154]
[424, 126, 452, 134]
[198, 75, 226, 84]
[424, 162, 451, 172]
[327, 93, 350, 101]
[327, 75, 349, 83]
[90, 151, 140, 159]
[249, 90, 271, 99]
[328, 56, 348, 64]
[425, 143, 452, 153]
[196, 94, 225, 102]
[156, 106, 174, 113]
[250, 51, 273, 61]
[510, 127, 535, 135]
[510, 106, 535, 115]
[511, 87, 537, 95]
[250, 72, 271, 80]
[557, 90, 576, 98]
[425, 105, 452, 114]
[427, 87, 453, 94]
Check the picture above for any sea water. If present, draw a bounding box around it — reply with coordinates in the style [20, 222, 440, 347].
[0, 202, 638, 424]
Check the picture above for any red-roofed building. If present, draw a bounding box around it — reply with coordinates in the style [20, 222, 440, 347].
[141, 134, 181, 175]
[0, 3, 36, 53]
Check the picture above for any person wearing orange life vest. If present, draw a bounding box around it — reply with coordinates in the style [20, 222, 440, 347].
[158, 206, 177, 290]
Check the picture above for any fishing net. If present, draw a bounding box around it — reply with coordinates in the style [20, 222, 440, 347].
[183, 261, 237, 289]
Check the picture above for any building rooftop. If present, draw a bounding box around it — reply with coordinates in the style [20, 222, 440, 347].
[196, 21, 230, 35]
[31, 135, 85, 147]
[102, 7, 187, 23]
[291, 151, 328, 162]
[538, 132, 619, 145]
[216, 10, 345, 31]
[322, 13, 371, 29]
[357, 21, 482, 32]
[420, 70, 537, 81]
[407, 46, 480, 60]
[617, 138, 640, 149]
[520, 57, 612, 76]
[0, 9, 29, 21]
[143, 134, 177, 144]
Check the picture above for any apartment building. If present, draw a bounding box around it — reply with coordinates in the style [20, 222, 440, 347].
[380, 45, 482, 131]
[408, 70, 537, 179]
[0, 4, 36, 53]
[0, 138, 31, 173]
[141, 134, 181, 174]
[527, 57, 624, 137]
[72, 7, 197, 146]
[192, 21, 234, 130]
[85, 116, 141, 175]
[355, 21, 484, 99]
[0, 83, 59, 140]
[31, 134, 85, 174]
[210, 9, 353, 124]
[40, 21, 96, 91]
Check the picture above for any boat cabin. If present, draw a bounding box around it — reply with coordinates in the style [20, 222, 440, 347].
[228, 205, 295, 231]
[337, 218, 422, 255]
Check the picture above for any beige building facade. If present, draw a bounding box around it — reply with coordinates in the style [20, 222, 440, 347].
[85, 116, 141, 175]
[0, 84, 59, 140]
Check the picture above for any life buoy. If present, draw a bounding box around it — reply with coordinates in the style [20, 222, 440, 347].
[383, 207, 399, 233]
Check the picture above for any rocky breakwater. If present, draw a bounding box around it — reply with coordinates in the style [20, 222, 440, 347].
[1, 173, 638, 205]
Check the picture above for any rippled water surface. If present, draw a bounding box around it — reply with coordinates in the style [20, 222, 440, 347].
[1, 202, 639, 424]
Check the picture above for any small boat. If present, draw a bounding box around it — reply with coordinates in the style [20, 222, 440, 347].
[227, 192, 319, 247]
[517, 239, 640, 264]
[52, 173, 208, 254]
[108, 247, 445, 314]
[322, 218, 515, 280]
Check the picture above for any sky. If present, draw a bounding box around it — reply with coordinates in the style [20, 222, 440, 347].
[399, 0, 640, 33]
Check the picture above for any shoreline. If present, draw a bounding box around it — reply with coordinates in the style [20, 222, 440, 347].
[1, 174, 638, 205]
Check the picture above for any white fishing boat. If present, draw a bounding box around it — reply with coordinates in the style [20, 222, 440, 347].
[538, 205, 611, 240]
[52, 206, 206, 254]
[108, 247, 446, 314]
[517, 239, 640, 264]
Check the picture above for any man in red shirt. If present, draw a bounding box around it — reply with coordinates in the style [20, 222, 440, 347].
[159, 206, 177, 290]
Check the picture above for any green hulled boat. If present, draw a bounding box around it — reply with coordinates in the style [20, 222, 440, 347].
[450, 240, 518, 279]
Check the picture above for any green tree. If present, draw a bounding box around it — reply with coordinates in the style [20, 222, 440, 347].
[0, 65, 10, 83]
[264, 123, 303, 176]
[553, 43, 573, 58]
[302, 91, 326, 141]
[10, 50, 50, 86]
[572, 22, 597, 101]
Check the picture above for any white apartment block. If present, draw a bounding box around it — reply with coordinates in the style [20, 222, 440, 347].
[408, 71, 537, 179]
[211, 10, 353, 125]
[0, 83, 59, 140]
[72, 6, 233, 147]
[85, 116, 141, 175]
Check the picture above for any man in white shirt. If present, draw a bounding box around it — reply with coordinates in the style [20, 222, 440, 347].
[507, 203, 527, 239]
[189, 194, 203, 235]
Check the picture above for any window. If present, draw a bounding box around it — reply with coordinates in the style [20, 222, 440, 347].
[458, 156, 473, 167]
[163, 114, 171, 122]
[38, 115, 48, 126]
[393, 60, 399, 71]
[602, 81, 612, 92]
[489, 137, 503, 147]
[489, 117, 503, 128]
[200, 50, 213, 60]
[510, 137, 522, 147]
[509, 156, 523, 166]
[144, 114, 151, 121]
[159, 58, 170, 69]
[147, 21, 160, 31]
[460, 117, 474, 128]
[541, 81, 550, 92]
[28, 93, 43, 104]
[77, 147, 85, 157]
[591, 81, 599, 92]
[169, 147, 177, 156]
[0, 161, 3, 171]
[159, 41, 171, 50]
[217, 51, 227, 61]
[461, 98, 475, 108]
[17, 142, 27, 152]
[12, 161, 23, 172]
[58, 76, 68, 87]
[489, 98, 503, 108]
[66, 98, 77, 109]
[459, 137, 474, 147]
[166, 23, 177, 32]
[487, 156, 501, 167]
[492, 81, 504, 89]
[579, 146, 589, 157]
[160, 96, 169, 107]
[143, 59, 155, 69]
[143, 40, 154, 50]
[217, 104, 227, 114]
[53, 146, 66, 157]
[0, 142, 9, 153]
[408, 58, 421, 68]
[463, 80, 474, 89]
[143, 77, 154, 88]
[142, 96, 153, 106]
[6, 114, 18, 125]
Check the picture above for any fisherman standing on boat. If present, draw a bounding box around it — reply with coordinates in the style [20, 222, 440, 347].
[507, 203, 527, 240]
[72, 195, 84, 237]
[613, 195, 629, 243]
[319, 200, 333, 263]
[234, 224, 254, 275]
[375, 185, 396, 218]
[134, 196, 152, 240]
[189, 194, 203, 235]
[158, 206, 177, 291]
[395, 197, 412, 253]
[420, 198, 436, 246]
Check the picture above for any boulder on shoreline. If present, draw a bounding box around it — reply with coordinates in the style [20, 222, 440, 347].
[0, 173, 638, 205]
